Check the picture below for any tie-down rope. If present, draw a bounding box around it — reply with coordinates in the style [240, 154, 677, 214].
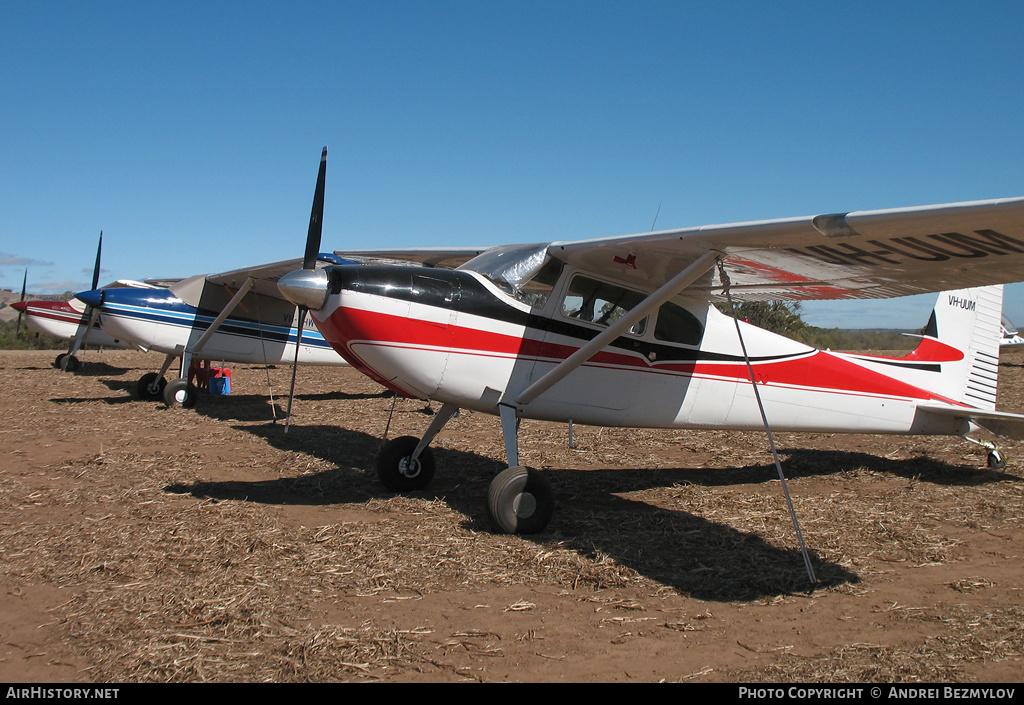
[716, 258, 818, 588]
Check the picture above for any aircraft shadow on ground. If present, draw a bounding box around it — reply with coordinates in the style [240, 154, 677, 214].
[68, 361, 133, 377]
[164, 422, 859, 601]
[194, 392, 394, 423]
[86, 380, 393, 420]
[561, 448, 1020, 495]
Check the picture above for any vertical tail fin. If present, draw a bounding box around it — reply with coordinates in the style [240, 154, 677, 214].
[913, 285, 1003, 409]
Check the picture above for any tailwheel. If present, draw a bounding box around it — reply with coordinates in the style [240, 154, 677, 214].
[965, 436, 1008, 471]
[163, 378, 199, 409]
[376, 436, 435, 491]
[987, 448, 1006, 470]
[135, 372, 167, 401]
[487, 466, 554, 534]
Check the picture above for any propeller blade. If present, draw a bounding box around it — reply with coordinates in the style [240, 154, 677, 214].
[16, 269, 26, 333]
[65, 232, 103, 367]
[286, 148, 328, 432]
[91, 231, 102, 290]
[303, 147, 327, 270]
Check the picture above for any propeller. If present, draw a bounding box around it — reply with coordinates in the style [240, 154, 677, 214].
[15, 269, 26, 334]
[285, 147, 327, 433]
[62, 232, 103, 371]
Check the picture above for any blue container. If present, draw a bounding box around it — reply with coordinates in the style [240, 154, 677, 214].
[209, 376, 231, 395]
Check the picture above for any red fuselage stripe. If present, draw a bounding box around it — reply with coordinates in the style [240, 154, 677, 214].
[318, 305, 963, 405]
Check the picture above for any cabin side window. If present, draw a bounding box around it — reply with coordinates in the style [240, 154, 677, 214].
[653, 301, 704, 346]
[560, 275, 647, 335]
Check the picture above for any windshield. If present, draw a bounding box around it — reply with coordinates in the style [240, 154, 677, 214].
[460, 244, 563, 308]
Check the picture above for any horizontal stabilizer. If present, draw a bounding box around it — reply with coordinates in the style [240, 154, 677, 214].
[917, 403, 1024, 440]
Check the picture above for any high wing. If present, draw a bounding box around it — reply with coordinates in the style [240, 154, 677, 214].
[211, 195, 1024, 311]
[546, 197, 1024, 301]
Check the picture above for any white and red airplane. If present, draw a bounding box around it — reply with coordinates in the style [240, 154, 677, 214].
[13, 291, 140, 368]
[10, 235, 138, 371]
[269, 148, 1024, 536]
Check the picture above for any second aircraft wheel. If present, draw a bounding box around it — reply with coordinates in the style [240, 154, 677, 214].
[135, 373, 167, 401]
[376, 436, 436, 492]
[487, 466, 554, 534]
[163, 378, 199, 409]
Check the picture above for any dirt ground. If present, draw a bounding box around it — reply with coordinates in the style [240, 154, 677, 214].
[1, 348, 1023, 683]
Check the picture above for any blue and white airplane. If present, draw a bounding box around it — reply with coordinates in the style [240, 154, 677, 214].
[74, 255, 353, 409]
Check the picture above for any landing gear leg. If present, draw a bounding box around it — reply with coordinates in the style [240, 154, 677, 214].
[487, 404, 554, 534]
[134, 348, 180, 402]
[376, 402, 460, 491]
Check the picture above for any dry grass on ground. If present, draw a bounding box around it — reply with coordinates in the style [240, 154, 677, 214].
[1, 350, 1022, 682]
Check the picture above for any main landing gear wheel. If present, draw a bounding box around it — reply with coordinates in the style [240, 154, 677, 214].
[55, 353, 80, 372]
[135, 373, 167, 402]
[487, 466, 554, 535]
[376, 436, 435, 492]
[163, 378, 199, 409]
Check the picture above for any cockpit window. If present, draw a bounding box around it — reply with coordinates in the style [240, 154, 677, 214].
[561, 275, 647, 335]
[460, 243, 563, 308]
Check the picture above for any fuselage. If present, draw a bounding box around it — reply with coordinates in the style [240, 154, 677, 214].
[76, 287, 346, 366]
[307, 263, 971, 437]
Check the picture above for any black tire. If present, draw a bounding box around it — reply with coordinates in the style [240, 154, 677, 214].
[54, 353, 66, 369]
[487, 466, 554, 534]
[376, 436, 435, 492]
[163, 378, 199, 409]
[60, 354, 81, 373]
[988, 449, 1006, 470]
[135, 373, 167, 401]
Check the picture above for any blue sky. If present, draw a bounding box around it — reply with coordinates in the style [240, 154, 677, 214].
[3, 1, 1024, 329]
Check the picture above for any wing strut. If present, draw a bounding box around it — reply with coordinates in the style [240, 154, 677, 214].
[716, 259, 818, 589]
[188, 277, 255, 355]
[516, 249, 721, 406]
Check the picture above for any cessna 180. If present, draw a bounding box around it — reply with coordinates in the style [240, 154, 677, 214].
[271, 148, 1024, 538]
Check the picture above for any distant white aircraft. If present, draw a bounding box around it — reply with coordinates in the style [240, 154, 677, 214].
[1000, 315, 1024, 348]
